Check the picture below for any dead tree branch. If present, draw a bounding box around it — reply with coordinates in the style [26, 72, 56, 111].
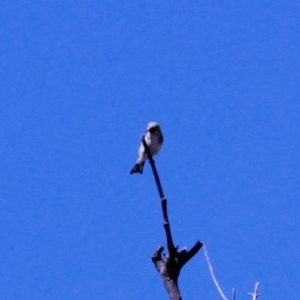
[141, 135, 202, 300]
[248, 282, 261, 300]
[203, 243, 228, 300]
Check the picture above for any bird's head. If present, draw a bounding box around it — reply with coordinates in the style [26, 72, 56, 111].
[147, 121, 160, 134]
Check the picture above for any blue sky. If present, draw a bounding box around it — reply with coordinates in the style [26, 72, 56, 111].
[1, 1, 299, 299]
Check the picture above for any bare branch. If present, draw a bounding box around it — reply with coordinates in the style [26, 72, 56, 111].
[203, 243, 228, 300]
[140, 135, 261, 299]
[142, 135, 202, 299]
[248, 282, 261, 300]
[141, 135, 164, 199]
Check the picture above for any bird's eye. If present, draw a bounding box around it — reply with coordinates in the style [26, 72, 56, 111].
[149, 127, 157, 133]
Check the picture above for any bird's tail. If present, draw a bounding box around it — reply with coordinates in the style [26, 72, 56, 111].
[130, 162, 144, 174]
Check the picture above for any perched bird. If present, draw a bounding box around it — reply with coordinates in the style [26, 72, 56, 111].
[130, 122, 164, 174]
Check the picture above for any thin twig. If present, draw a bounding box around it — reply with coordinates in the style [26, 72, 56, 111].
[143, 135, 202, 300]
[141, 135, 164, 199]
[203, 243, 228, 300]
[141, 135, 174, 249]
[232, 288, 236, 300]
[248, 282, 261, 299]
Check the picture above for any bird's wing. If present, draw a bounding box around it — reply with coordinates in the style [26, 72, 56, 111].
[136, 142, 146, 164]
[158, 135, 164, 144]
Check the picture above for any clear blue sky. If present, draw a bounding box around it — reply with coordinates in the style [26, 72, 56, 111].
[1, 1, 299, 299]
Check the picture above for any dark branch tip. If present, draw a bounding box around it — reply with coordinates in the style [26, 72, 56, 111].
[158, 245, 164, 252]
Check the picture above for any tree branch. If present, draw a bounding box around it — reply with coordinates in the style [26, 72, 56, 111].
[203, 243, 228, 300]
[142, 135, 203, 300]
[248, 282, 261, 300]
[141, 135, 164, 200]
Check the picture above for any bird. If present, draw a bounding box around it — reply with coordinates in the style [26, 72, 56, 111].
[130, 122, 164, 174]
